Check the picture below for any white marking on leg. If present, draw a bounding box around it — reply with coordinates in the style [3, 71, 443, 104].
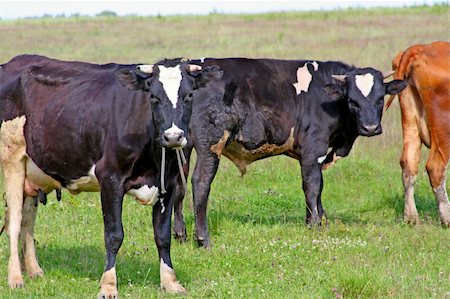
[317, 155, 327, 164]
[99, 266, 117, 298]
[0, 116, 27, 288]
[318, 147, 332, 164]
[403, 174, 419, 224]
[160, 197, 165, 214]
[355, 73, 374, 97]
[160, 259, 186, 294]
[158, 65, 182, 108]
[433, 178, 450, 226]
[127, 185, 159, 206]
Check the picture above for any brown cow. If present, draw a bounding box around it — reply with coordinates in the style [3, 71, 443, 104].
[385, 41, 450, 226]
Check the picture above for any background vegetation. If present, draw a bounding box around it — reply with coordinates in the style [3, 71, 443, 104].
[0, 5, 449, 298]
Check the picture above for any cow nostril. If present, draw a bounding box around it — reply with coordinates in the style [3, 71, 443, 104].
[364, 124, 378, 132]
[163, 135, 170, 142]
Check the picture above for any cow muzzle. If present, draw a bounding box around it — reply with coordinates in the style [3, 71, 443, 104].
[359, 123, 382, 136]
[162, 131, 186, 148]
[162, 123, 187, 149]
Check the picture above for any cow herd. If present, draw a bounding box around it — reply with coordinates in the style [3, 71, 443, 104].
[0, 41, 448, 297]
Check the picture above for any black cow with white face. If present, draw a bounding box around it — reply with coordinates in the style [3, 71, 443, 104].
[172, 58, 405, 248]
[0, 55, 222, 296]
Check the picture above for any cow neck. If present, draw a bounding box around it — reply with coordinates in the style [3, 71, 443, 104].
[338, 100, 359, 144]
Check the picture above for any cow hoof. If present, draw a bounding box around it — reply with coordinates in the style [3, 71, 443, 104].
[306, 217, 322, 228]
[97, 292, 118, 299]
[8, 276, 24, 289]
[404, 214, 420, 225]
[438, 203, 450, 227]
[29, 270, 44, 279]
[439, 215, 450, 228]
[173, 231, 187, 243]
[161, 280, 187, 294]
[195, 236, 211, 248]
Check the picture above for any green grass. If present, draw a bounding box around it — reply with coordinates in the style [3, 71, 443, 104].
[1, 5, 449, 298]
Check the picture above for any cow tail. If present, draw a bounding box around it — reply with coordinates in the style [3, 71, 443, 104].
[384, 48, 417, 112]
[384, 51, 402, 111]
[0, 193, 6, 236]
[384, 94, 396, 112]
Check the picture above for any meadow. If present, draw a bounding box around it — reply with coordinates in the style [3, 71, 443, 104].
[0, 5, 449, 298]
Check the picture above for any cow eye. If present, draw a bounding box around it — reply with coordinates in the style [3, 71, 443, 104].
[349, 99, 359, 109]
[150, 94, 160, 105]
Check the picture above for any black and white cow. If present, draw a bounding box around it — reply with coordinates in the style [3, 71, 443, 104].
[172, 58, 406, 247]
[0, 55, 222, 296]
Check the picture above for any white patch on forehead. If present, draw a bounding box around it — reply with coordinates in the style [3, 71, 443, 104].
[127, 185, 159, 206]
[158, 65, 182, 109]
[355, 73, 374, 97]
[293, 62, 318, 95]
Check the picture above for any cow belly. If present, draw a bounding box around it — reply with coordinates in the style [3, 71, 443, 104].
[221, 127, 295, 175]
[66, 166, 100, 194]
[27, 161, 158, 205]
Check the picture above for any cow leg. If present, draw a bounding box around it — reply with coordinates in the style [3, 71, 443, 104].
[173, 148, 191, 243]
[0, 116, 28, 288]
[316, 178, 326, 222]
[399, 90, 422, 224]
[154, 190, 186, 293]
[97, 173, 125, 299]
[300, 161, 323, 226]
[191, 152, 220, 248]
[426, 146, 450, 227]
[20, 196, 43, 279]
[1, 157, 26, 288]
[173, 183, 187, 242]
[3, 165, 26, 288]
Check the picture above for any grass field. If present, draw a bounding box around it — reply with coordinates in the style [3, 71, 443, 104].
[0, 5, 449, 298]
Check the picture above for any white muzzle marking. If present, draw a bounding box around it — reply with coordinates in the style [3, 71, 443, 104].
[164, 123, 187, 148]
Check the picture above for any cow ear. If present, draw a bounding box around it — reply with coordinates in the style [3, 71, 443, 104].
[115, 69, 149, 91]
[192, 65, 224, 88]
[385, 79, 406, 95]
[322, 83, 346, 99]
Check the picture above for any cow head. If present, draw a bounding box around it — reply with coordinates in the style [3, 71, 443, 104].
[116, 59, 223, 149]
[323, 68, 406, 136]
